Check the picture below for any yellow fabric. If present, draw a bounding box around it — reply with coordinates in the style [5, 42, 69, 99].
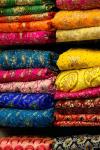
[55, 67, 100, 92]
[57, 48, 100, 70]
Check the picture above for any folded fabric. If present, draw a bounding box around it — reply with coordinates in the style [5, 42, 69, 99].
[0, 12, 55, 23]
[56, 27, 100, 42]
[0, 68, 56, 82]
[53, 135, 100, 150]
[0, 77, 56, 93]
[55, 87, 100, 99]
[0, 108, 54, 127]
[55, 67, 100, 92]
[0, 137, 53, 150]
[0, 0, 53, 7]
[52, 10, 100, 30]
[0, 50, 58, 70]
[0, 31, 56, 46]
[56, 98, 100, 114]
[56, 0, 100, 10]
[0, 20, 54, 32]
[0, 93, 54, 109]
[57, 48, 100, 71]
[0, 5, 54, 16]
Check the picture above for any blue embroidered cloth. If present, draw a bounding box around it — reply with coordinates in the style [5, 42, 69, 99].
[0, 93, 54, 110]
[0, 50, 58, 70]
[0, 108, 54, 127]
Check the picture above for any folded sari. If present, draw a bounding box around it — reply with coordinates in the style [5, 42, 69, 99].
[57, 48, 100, 71]
[0, 20, 54, 32]
[55, 67, 100, 92]
[0, 137, 53, 150]
[55, 87, 100, 99]
[0, 31, 56, 46]
[56, 98, 100, 114]
[56, 0, 100, 10]
[0, 108, 54, 127]
[0, 93, 54, 109]
[56, 27, 100, 42]
[0, 12, 55, 23]
[0, 77, 56, 93]
[52, 10, 100, 30]
[0, 5, 54, 16]
[0, 50, 58, 70]
[0, 68, 56, 83]
[53, 135, 100, 150]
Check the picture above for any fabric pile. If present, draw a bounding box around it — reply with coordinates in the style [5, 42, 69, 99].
[0, 50, 58, 127]
[54, 48, 100, 126]
[52, 0, 100, 42]
[0, 0, 56, 46]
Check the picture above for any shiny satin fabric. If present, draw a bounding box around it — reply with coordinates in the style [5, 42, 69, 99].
[0, 93, 54, 110]
[52, 10, 100, 30]
[0, 108, 54, 127]
[0, 137, 53, 150]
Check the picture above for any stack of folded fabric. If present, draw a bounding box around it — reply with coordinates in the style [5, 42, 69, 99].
[0, 49, 58, 127]
[54, 48, 100, 126]
[0, 0, 56, 46]
[52, 0, 100, 42]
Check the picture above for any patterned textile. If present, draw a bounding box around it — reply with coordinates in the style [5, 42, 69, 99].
[0, 93, 54, 109]
[56, 27, 100, 42]
[0, 137, 53, 150]
[0, 20, 54, 32]
[53, 135, 100, 149]
[0, 12, 55, 23]
[0, 68, 56, 83]
[0, 108, 54, 127]
[0, 77, 56, 93]
[0, 5, 54, 16]
[56, 98, 100, 114]
[57, 48, 100, 71]
[55, 87, 100, 100]
[0, 31, 56, 46]
[56, 0, 100, 10]
[52, 10, 100, 30]
[0, 50, 58, 70]
[55, 67, 100, 92]
[0, 0, 53, 7]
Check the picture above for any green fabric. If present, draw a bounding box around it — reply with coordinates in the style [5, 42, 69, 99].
[0, 4, 54, 16]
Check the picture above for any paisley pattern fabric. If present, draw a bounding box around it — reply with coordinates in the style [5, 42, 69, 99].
[53, 135, 100, 149]
[52, 10, 100, 30]
[0, 5, 54, 16]
[55, 87, 100, 100]
[56, 0, 100, 10]
[56, 27, 100, 42]
[56, 98, 100, 114]
[57, 48, 100, 71]
[0, 108, 54, 127]
[0, 31, 56, 46]
[0, 68, 56, 83]
[0, 93, 54, 110]
[0, 50, 58, 70]
[0, 77, 56, 93]
[0, 12, 55, 23]
[55, 67, 100, 92]
[0, 20, 54, 32]
[0, 137, 53, 150]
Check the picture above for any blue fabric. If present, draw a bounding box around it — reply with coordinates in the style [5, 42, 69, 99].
[0, 50, 58, 70]
[0, 93, 54, 110]
[0, 108, 54, 127]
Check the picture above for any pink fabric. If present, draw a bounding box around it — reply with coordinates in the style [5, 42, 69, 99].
[0, 68, 56, 83]
[0, 31, 55, 46]
[0, 76, 56, 93]
[55, 87, 100, 100]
